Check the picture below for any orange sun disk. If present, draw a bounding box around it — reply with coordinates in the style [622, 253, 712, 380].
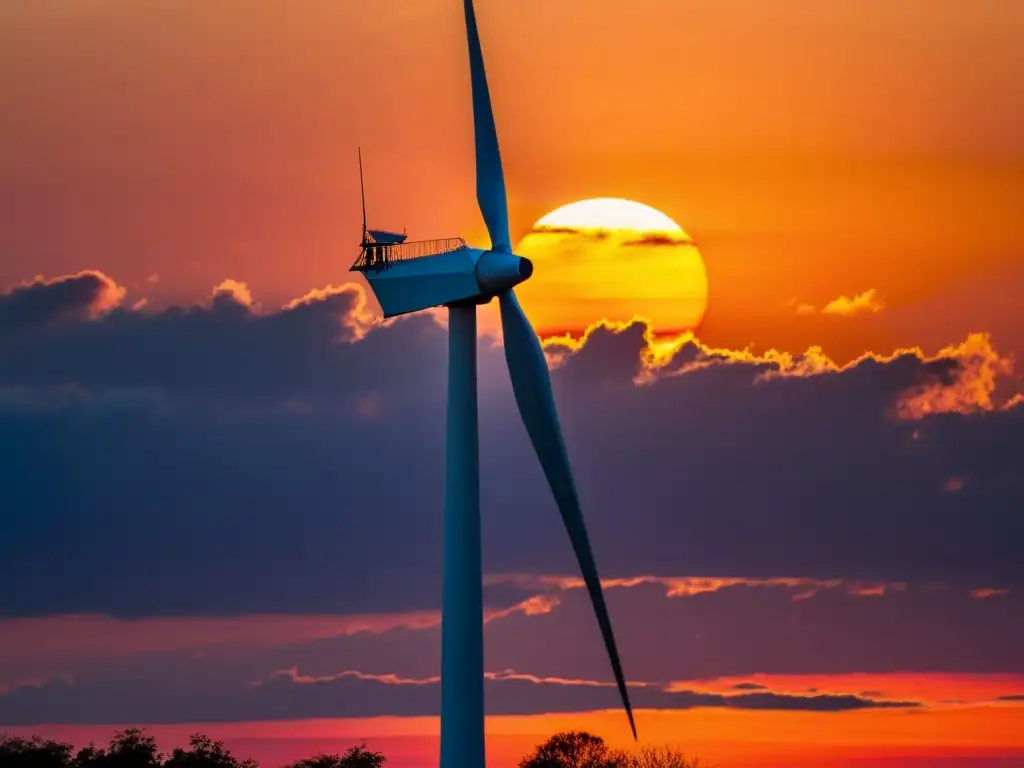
[514, 198, 709, 338]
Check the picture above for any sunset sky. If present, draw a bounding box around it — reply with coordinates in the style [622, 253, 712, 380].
[1, 1, 1023, 767]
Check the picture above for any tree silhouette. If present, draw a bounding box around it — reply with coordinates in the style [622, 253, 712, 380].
[631, 745, 707, 768]
[71, 746, 105, 768]
[518, 732, 628, 768]
[1, 731, 250, 768]
[103, 730, 161, 768]
[164, 735, 256, 768]
[2, 728, 706, 768]
[518, 732, 709, 768]
[0, 732, 384, 768]
[286, 744, 386, 768]
[0, 735, 73, 768]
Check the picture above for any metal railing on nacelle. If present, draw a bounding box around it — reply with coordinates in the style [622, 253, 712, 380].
[351, 237, 468, 271]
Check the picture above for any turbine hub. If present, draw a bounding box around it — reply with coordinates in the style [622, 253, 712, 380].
[475, 250, 532, 293]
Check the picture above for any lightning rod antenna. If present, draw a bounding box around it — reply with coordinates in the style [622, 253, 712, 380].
[358, 147, 368, 244]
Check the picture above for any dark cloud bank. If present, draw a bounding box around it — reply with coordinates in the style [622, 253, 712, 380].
[1, 270, 1022, 620]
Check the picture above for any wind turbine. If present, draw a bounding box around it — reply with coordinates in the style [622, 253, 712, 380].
[351, 1, 636, 765]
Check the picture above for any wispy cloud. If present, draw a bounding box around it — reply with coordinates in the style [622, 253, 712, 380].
[488, 574, 934, 603]
[211, 279, 255, 308]
[944, 475, 967, 493]
[822, 289, 886, 316]
[796, 289, 886, 317]
[240, 666, 922, 717]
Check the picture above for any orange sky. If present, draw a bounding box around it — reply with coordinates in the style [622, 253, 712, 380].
[1, 0, 1022, 363]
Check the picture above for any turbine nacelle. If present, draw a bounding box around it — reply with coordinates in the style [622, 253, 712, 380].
[359, 246, 533, 318]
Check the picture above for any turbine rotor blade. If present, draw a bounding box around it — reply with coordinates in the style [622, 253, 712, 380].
[497, 289, 638, 740]
[463, 0, 512, 253]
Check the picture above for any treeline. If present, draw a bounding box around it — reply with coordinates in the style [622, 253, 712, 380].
[0, 728, 709, 768]
[0, 730, 381, 768]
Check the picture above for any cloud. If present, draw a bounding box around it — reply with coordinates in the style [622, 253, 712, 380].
[1, 577, 1022, 724]
[0, 273, 432, 405]
[212, 279, 255, 308]
[545, 316, 1020, 416]
[0, 272, 125, 335]
[894, 332, 1017, 419]
[526, 225, 611, 241]
[620, 233, 695, 247]
[0, 270, 1022, 624]
[281, 284, 381, 340]
[971, 588, 1011, 599]
[259, 667, 440, 687]
[0, 612, 443, 687]
[944, 475, 967, 492]
[797, 289, 885, 317]
[823, 289, 886, 316]
[4, 579, 1023, 706]
[524, 228, 694, 248]
[0, 663, 920, 725]
[489, 573, 912, 603]
[479, 580, 1024, 684]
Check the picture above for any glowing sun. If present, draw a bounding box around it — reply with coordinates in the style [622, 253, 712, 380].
[514, 198, 708, 336]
